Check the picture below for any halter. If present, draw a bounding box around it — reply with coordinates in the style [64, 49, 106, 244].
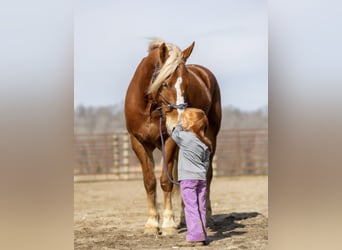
[157, 92, 188, 111]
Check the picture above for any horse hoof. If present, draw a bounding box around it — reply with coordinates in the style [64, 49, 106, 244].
[161, 227, 177, 236]
[144, 227, 159, 235]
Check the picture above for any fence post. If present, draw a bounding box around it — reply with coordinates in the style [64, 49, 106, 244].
[121, 132, 130, 180]
[212, 154, 218, 177]
[236, 130, 241, 175]
[112, 134, 119, 176]
[244, 134, 255, 175]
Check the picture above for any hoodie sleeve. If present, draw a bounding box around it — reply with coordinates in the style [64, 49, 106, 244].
[171, 124, 183, 146]
[203, 147, 211, 163]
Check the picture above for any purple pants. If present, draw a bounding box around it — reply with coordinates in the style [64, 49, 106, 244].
[180, 179, 207, 242]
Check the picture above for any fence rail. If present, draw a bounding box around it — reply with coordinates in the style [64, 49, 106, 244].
[74, 128, 268, 181]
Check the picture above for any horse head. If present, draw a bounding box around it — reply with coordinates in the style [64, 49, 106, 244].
[147, 40, 195, 134]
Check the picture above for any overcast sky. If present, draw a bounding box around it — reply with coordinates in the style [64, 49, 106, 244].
[75, 0, 267, 111]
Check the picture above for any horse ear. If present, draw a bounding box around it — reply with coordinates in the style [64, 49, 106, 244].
[159, 43, 169, 63]
[182, 41, 195, 62]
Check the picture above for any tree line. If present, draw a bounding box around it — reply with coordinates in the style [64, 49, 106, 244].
[74, 103, 268, 134]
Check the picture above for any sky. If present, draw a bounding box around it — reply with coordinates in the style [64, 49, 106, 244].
[75, 0, 267, 111]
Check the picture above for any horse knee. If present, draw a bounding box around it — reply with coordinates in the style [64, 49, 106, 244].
[160, 179, 172, 192]
[144, 178, 157, 192]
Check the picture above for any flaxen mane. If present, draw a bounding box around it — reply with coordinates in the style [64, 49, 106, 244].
[147, 39, 184, 94]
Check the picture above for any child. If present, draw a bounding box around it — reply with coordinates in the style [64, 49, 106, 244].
[170, 108, 212, 246]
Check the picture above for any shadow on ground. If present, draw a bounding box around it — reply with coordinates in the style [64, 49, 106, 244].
[207, 212, 259, 242]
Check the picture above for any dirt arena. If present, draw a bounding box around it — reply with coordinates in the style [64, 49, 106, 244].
[74, 175, 268, 249]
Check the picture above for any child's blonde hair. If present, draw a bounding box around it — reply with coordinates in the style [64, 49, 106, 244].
[179, 108, 212, 152]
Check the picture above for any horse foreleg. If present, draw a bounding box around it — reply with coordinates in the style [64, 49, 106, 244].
[206, 163, 214, 226]
[130, 135, 159, 235]
[160, 190, 177, 235]
[144, 178, 159, 235]
[160, 139, 178, 235]
[205, 132, 218, 227]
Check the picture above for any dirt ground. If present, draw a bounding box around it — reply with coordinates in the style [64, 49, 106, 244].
[74, 175, 268, 250]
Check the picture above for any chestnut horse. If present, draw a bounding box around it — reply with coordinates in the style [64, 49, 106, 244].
[124, 39, 221, 235]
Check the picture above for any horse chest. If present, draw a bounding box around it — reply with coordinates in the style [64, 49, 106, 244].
[132, 118, 161, 142]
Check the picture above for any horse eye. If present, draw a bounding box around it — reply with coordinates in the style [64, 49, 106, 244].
[162, 82, 168, 88]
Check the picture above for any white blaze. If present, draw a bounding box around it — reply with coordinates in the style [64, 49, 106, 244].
[165, 76, 184, 135]
[175, 77, 184, 117]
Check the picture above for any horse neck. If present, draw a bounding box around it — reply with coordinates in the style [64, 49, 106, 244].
[128, 56, 157, 111]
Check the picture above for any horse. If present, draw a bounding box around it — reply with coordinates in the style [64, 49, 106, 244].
[124, 39, 221, 235]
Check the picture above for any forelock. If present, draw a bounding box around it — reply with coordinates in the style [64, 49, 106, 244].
[147, 40, 183, 94]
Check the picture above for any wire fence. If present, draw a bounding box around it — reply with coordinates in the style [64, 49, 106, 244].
[74, 128, 268, 181]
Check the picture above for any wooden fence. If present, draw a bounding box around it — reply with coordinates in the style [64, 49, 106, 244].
[74, 128, 268, 181]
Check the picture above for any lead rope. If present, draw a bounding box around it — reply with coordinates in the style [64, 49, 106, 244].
[158, 109, 180, 185]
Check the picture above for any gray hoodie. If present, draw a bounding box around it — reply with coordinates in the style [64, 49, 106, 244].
[171, 125, 210, 181]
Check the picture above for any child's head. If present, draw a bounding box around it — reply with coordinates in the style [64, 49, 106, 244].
[179, 108, 209, 138]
